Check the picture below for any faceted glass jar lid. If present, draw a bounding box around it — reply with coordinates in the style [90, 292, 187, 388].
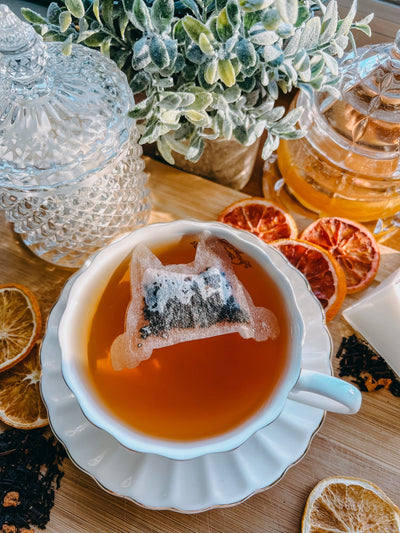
[297, 31, 400, 179]
[0, 4, 135, 193]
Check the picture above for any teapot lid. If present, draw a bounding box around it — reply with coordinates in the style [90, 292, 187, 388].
[0, 4, 135, 192]
[298, 32, 400, 178]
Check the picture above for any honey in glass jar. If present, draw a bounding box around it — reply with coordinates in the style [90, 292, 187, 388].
[275, 31, 400, 235]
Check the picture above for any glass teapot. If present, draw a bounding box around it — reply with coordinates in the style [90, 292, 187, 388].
[0, 4, 150, 268]
[273, 31, 400, 238]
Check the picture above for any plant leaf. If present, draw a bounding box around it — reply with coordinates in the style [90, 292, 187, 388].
[79, 15, 88, 33]
[59, 11, 72, 32]
[101, 0, 114, 27]
[130, 0, 151, 31]
[47, 3, 62, 25]
[129, 71, 151, 93]
[279, 129, 304, 140]
[236, 38, 257, 67]
[140, 119, 162, 144]
[262, 8, 280, 30]
[227, 0, 240, 30]
[336, 0, 356, 37]
[113, 48, 130, 69]
[353, 22, 371, 37]
[319, 0, 338, 45]
[160, 109, 181, 125]
[233, 124, 248, 144]
[199, 32, 214, 55]
[184, 109, 209, 126]
[283, 27, 301, 56]
[177, 92, 197, 107]
[100, 36, 112, 56]
[61, 34, 73, 55]
[157, 137, 175, 165]
[239, 0, 274, 13]
[192, 91, 214, 110]
[262, 133, 280, 159]
[180, 0, 202, 19]
[129, 96, 154, 119]
[183, 15, 214, 44]
[164, 38, 178, 65]
[271, 106, 302, 133]
[249, 29, 279, 46]
[216, 109, 233, 139]
[218, 59, 236, 87]
[320, 50, 338, 75]
[298, 16, 320, 50]
[165, 133, 191, 155]
[160, 93, 183, 109]
[65, 0, 85, 18]
[186, 43, 207, 64]
[237, 76, 256, 92]
[263, 44, 281, 62]
[267, 79, 279, 99]
[217, 7, 234, 41]
[84, 31, 108, 46]
[133, 36, 151, 69]
[216, 0, 229, 11]
[151, 0, 174, 33]
[174, 122, 195, 141]
[21, 7, 48, 24]
[243, 11, 263, 31]
[173, 19, 187, 43]
[276, 0, 298, 25]
[149, 35, 170, 68]
[204, 59, 219, 84]
[187, 135, 205, 162]
[92, 0, 101, 24]
[224, 85, 241, 102]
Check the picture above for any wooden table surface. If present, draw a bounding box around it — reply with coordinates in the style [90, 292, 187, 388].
[1, 156, 400, 533]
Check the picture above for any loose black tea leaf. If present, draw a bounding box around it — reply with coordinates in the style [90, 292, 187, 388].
[0, 427, 66, 532]
[336, 334, 400, 396]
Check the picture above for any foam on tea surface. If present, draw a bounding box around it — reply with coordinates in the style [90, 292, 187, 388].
[110, 233, 279, 370]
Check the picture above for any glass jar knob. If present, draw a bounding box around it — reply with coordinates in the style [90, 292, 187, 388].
[0, 4, 47, 84]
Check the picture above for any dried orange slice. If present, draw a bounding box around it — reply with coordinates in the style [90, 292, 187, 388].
[0, 341, 48, 429]
[301, 217, 380, 293]
[271, 239, 347, 322]
[302, 476, 400, 532]
[0, 283, 42, 373]
[218, 197, 298, 243]
[0, 284, 42, 372]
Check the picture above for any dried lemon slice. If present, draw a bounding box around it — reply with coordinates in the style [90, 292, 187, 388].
[302, 476, 400, 532]
[0, 284, 42, 372]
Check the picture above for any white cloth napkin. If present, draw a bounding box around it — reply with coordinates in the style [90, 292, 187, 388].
[343, 267, 400, 378]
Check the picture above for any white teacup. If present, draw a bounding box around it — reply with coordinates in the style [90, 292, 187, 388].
[58, 220, 361, 460]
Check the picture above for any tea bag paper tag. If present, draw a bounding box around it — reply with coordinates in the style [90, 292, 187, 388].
[110, 233, 279, 370]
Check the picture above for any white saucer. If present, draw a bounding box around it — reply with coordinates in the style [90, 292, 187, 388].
[40, 243, 332, 513]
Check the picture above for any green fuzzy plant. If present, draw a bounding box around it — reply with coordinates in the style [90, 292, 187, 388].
[23, 0, 372, 164]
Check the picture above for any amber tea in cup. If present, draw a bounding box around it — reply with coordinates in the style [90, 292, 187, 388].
[87, 233, 290, 441]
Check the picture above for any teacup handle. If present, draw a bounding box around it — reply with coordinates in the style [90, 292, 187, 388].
[288, 369, 362, 414]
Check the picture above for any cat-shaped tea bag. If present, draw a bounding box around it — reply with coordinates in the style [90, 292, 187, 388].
[110, 232, 279, 370]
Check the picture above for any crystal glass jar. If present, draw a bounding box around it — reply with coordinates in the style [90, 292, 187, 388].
[274, 31, 400, 237]
[0, 5, 150, 268]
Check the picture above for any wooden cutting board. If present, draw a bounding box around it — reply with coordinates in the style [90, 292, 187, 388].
[1, 156, 400, 533]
